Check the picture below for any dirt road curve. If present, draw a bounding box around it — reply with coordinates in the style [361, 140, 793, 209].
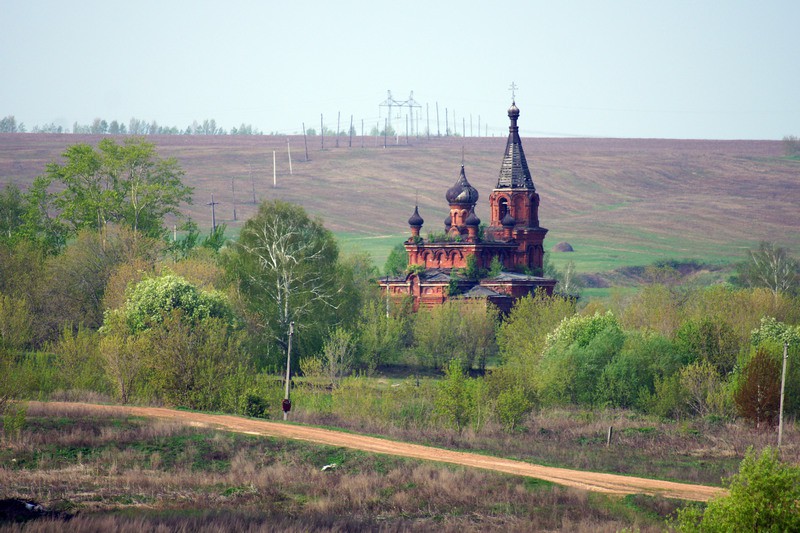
[45, 402, 725, 502]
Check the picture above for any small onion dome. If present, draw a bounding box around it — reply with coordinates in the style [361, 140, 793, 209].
[408, 205, 424, 227]
[444, 214, 452, 227]
[465, 208, 481, 227]
[502, 212, 516, 227]
[445, 165, 479, 205]
[508, 100, 520, 119]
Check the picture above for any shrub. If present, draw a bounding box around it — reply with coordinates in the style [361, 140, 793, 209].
[244, 393, 270, 419]
[673, 447, 800, 532]
[435, 359, 470, 431]
[494, 386, 533, 431]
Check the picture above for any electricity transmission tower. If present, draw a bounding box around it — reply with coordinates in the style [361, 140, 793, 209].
[379, 90, 421, 135]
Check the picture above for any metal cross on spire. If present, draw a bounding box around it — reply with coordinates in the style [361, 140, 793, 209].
[509, 81, 518, 101]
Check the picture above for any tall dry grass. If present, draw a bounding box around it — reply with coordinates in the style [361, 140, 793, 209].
[0, 405, 683, 532]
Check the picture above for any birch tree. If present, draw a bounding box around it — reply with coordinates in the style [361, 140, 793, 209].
[228, 201, 342, 364]
[737, 241, 798, 304]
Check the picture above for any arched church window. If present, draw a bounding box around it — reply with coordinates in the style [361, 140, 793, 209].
[499, 197, 509, 220]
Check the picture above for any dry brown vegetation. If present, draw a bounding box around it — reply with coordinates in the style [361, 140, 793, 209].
[1, 133, 798, 263]
[1, 403, 686, 532]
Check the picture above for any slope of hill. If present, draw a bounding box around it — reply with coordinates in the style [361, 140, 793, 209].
[1, 133, 798, 271]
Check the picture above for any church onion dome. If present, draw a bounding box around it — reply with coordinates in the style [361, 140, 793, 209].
[408, 205, 424, 227]
[444, 214, 452, 227]
[502, 212, 516, 227]
[465, 208, 481, 227]
[445, 165, 479, 205]
[508, 101, 520, 119]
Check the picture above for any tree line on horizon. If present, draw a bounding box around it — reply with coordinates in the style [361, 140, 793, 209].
[0, 114, 265, 136]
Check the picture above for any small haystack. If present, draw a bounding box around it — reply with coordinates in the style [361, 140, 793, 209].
[552, 241, 574, 252]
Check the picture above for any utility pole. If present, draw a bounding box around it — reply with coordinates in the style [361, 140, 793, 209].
[462, 117, 465, 138]
[207, 194, 219, 233]
[287, 139, 293, 175]
[779, 341, 789, 447]
[478, 116, 481, 138]
[405, 114, 409, 145]
[320, 114, 324, 150]
[302, 122, 309, 161]
[470, 114, 473, 137]
[436, 102, 440, 137]
[349, 115, 353, 148]
[383, 118, 388, 148]
[272, 151, 276, 188]
[231, 178, 237, 221]
[283, 321, 295, 421]
[250, 164, 256, 204]
[426, 103, 430, 140]
[361, 119, 364, 148]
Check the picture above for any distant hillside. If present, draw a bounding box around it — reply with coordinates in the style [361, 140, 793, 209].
[1, 133, 798, 271]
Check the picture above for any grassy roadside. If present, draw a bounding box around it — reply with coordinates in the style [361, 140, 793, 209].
[1, 403, 686, 531]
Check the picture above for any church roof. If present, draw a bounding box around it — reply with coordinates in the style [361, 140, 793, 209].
[461, 285, 503, 298]
[408, 205, 424, 227]
[486, 271, 551, 282]
[497, 101, 535, 190]
[446, 165, 480, 205]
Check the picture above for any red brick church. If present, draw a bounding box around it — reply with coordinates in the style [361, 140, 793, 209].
[380, 101, 556, 313]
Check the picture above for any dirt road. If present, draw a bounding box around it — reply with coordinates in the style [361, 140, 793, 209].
[43, 402, 725, 502]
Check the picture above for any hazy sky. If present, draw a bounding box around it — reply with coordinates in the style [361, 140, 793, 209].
[2, 0, 798, 139]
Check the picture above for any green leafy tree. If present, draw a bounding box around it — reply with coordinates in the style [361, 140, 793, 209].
[384, 242, 408, 276]
[142, 311, 249, 410]
[679, 360, 728, 417]
[488, 256, 503, 277]
[497, 290, 575, 388]
[319, 326, 357, 385]
[597, 332, 683, 409]
[0, 293, 32, 350]
[414, 300, 498, 370]
[538, 311, 624, 405]
[46, 138, 192, 238]
[435, 359, 470, 431]
[225, 200, 343, 366]
[676, 317, 740, 375]
[356, 299, 406, 372]
[494, 386, 533, 431]
[0, 184, 25, 245]
[674, 447, 800, 532]
[37, 226, 162, 343]
[122, 272, 233, 333]
[50, 324, 110, 393]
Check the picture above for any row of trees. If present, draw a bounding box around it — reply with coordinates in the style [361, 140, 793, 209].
[0, 115, 263, 136]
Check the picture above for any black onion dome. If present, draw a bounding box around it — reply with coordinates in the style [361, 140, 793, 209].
[444, 214, 452, 227]
[465, 208, 481, 227]
[445, 165, 479, 205]
[508, 100, 520, 119]
[408, 205, 424, 227]
[502, 212, 516, 227]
